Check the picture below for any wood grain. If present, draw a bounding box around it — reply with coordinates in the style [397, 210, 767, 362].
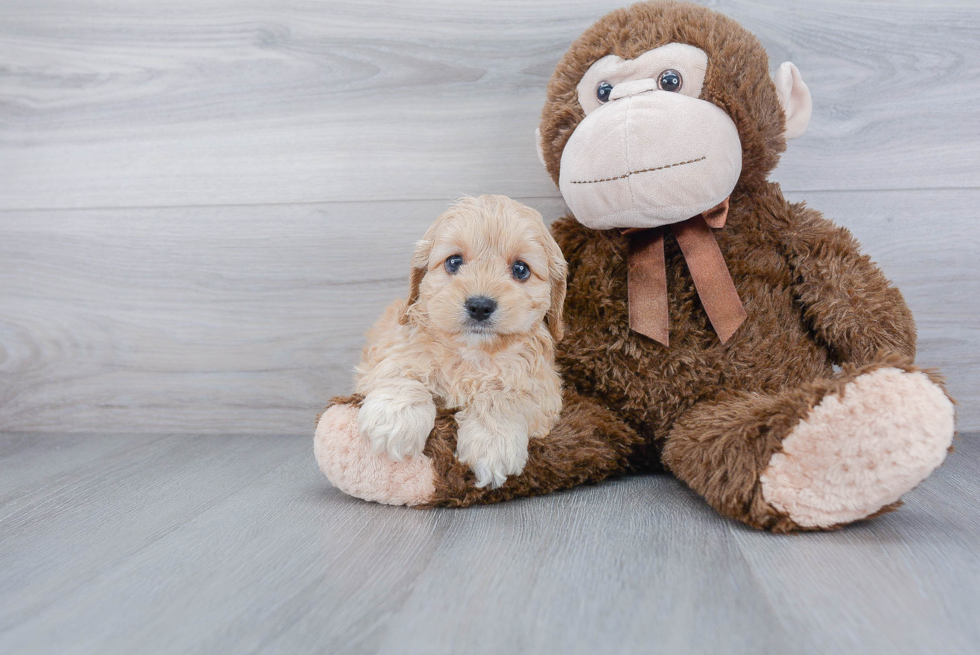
[0, 0, 977, 210]
[729, 431, 980, 654]
[0, 431, 977, 654]
[365, 480, 793, 655]
[1, 191, 975, 434]
[0, 196, 568, 434]
[0, 432, 302, 635]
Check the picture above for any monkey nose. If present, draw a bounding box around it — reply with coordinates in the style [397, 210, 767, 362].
[609, 79, 659, 101]
[465, 296, 497, 322]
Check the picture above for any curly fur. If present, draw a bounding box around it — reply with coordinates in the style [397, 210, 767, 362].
[354, 195, 568, 489]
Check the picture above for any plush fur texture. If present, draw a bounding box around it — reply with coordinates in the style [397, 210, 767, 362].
[316, 390, 643, 507]
[315, 397, 435, 506]
[559, 42, 744, 228]
[661, 356, 952, 531]
[760, 366, 955, 528]
[424, 390, 644, 507]
[314, 1, 956, 531]
[353, 195, 567, 489]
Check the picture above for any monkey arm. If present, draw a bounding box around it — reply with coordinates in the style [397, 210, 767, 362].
[423, 390, 642, 507]
[314, 390, 641, 508]
[780, 202, 916, 366]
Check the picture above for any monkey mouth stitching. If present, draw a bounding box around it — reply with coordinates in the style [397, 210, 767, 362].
[570, 156, 707, 184]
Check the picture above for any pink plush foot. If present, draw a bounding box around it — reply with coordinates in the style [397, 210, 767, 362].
[761, 368, 955, 528]
[314, 404, 436, 506]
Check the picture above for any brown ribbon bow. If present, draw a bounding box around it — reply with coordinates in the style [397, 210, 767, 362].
[624, 197, 746, 346]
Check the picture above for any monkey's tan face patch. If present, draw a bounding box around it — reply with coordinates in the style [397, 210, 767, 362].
[560, 43, 742, 229]
[576, 43, 708, 115]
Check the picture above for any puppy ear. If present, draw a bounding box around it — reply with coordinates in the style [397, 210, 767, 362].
[400, 237, 433, 325]
[401, 204, 457, 324]
[541, 225, 568, 341]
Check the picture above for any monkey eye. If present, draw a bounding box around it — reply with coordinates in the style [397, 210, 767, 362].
[657, 69, 682, 92]
[595, 81, 614, 103]
[445, 254, 463, 274]
[511, 261, 531, 281]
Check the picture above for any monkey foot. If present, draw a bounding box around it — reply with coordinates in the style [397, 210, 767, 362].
[761, 367, 955, 528]
[314, 403, 436, 506]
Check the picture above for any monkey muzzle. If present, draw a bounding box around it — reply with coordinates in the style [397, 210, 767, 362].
[558, 90, 742, 231]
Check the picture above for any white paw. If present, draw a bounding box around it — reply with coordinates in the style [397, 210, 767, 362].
[357, 385, 436, 461]
[455, 413, 529, 489]
[761, 368, 955, 528]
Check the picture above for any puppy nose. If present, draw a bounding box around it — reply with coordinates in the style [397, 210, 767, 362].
[465, 296, 497, 322]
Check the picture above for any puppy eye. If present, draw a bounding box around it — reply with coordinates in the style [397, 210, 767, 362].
[444, 255, 463, 274]
[596, 81, 613, 103]
[511, 261, 531, 281]
[657, 69, 682, 92]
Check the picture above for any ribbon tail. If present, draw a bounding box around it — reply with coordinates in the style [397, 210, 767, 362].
[627, 228, 669, 346]
[671, 215, 747, 344]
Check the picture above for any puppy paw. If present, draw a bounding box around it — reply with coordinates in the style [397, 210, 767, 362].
[357, 385, 436, 461]
[455, 414, 529, 489]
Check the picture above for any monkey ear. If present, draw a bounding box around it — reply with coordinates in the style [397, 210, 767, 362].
[774, 62, 812, 141]
[535, 127, 547, 168]
[400, 238, 432, 325]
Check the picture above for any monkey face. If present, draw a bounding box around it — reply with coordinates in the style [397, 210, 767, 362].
[538, 4, 814, 229]
[558, 43, 742, 230]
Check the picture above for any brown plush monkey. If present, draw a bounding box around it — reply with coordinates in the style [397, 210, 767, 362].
[315, 1, 955, 531]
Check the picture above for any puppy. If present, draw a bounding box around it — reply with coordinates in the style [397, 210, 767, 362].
[353, 195, 567, 488]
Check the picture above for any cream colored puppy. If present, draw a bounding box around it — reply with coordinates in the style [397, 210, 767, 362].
[354, 195, 567, 489]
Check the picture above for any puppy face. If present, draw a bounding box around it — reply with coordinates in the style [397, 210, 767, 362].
[403, 195, 567, 343]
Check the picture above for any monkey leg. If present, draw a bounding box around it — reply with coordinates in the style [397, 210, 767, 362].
[314, 391, 642, 508]
[661, 357, 955, 532]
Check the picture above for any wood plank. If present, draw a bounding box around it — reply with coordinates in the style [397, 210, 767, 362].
[0, 432, 302, 634]
[0, 0, 977, 210]
[730, 432, 980, 654]
[1, 190, 975, 434]
[0, 443, 451, 654]
[0, 434, 793, 655]
[0, 197, 569, 435]
[2, 432, 976, 654]
[0, 431, 163, 497]
[362, 478, 793, 655]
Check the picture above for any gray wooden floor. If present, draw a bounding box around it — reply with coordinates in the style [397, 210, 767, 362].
[1, 430, 979, 654]
[2, 0, 979, 653]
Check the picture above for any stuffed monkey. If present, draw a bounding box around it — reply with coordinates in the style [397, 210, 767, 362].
[316, 1, 955, 531]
